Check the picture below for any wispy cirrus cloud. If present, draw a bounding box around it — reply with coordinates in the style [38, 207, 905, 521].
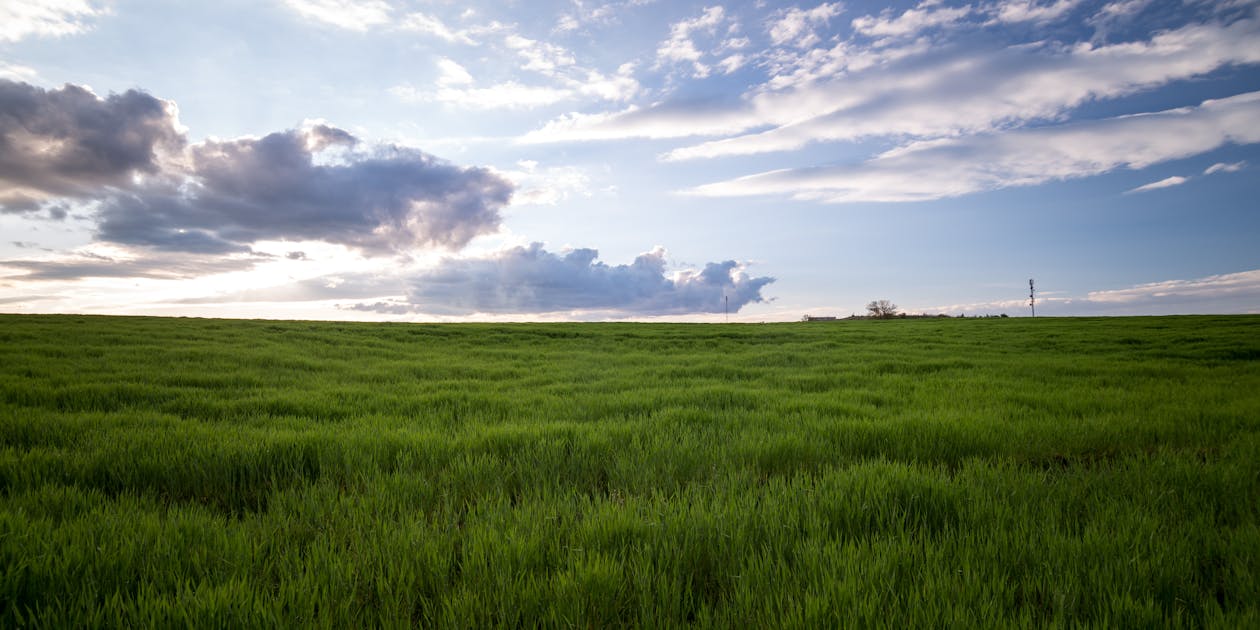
[279, 0, 391, 31]
[523, 8, 1260, 176]
[1126, 175, 1189, 194]
[924, 269, 1260, 316]
[689, 91, 1260, 202]
[0, 0, 106, 42]
[664, 15, 1260, 160]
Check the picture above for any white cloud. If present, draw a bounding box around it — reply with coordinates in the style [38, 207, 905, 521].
[689, 91, 1260, 202]
[924, 269, 1260, 316]
[392, 48, 638, 110]
[398, 12, 476, 44]
[989, 0, 1085, 25]
[662, 16, 1260, 160]
[1126, 175, 1189, 193]
[1085, 269, 1260, 304]
[851, 1, 971, 38]
[520, 103, 761, 143]
[506, 34, 577, 75]
[498, 161, 594, 207]
[718, 53, 748, 74]
[1205, 160, 1246, 174]
[768, 2, 843, 48]
[656, 5, 727, 78]
[0, 62, 39, 82]
[1088, 0, 1153, 40]
[435, 57, 473, 86]
[0, 0, 105, 42]
[280, 0, 392, 31]
[393, 79, 573, 110]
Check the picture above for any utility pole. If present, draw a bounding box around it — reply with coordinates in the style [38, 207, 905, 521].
[725, 295, 729, 323]
[1029, 279, 1035, 317]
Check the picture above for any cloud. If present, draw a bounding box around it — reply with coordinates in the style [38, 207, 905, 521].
[924, 269, 1260, 316]
[352, 243, 774, 316]
[0, 0, 105, 42]
[0, 62, 39, 82]
[1126, 175, 1189, 193]
[526, 11, 1260, 162]
[398, 11, 476, 44]
[174, 272, 404, 304]
[391, 38, 639, 109]
[851, 1, 970, 38]
[768, 2, 844, 48]
[96, 125, 512, 254]
[280, 0, 392, 31]
[689, 91, 1260, 202]
[989, 0, 1085, 25]
[1085, 269, 1260, 304]
[664, 15, 1260, 160]
[500, 160, 595, 207]
[0, 80, 185, 210]
[656, 6, 728, 78]
[0, 80, 515, 255]
[0, 249, 260, 281]
[1204, 160, 1247, 174]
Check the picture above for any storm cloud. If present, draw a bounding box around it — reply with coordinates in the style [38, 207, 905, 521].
[0, 79, 183, 210]
[0, 80, 514, 254]
[355, 243, 775, 315]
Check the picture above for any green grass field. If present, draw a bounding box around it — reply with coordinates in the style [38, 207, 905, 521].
[1, 314, 1258, 627]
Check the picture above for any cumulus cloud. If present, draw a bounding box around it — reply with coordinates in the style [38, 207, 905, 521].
[0, 80, 185, 210]
[0, 80, 515, 255]
[96, 125, 512, 254]
[0, 0, 105, 42]
[352, 243, 774, 316]
[689, 91, 1260, 202]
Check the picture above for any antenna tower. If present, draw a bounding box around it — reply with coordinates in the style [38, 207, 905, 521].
[1029, 279, 1035, 317]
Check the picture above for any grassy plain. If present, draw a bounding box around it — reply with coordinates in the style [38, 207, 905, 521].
[1, 314, 1258, 627]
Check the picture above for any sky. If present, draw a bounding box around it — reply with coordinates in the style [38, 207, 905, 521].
[1, 0, 1258, 321]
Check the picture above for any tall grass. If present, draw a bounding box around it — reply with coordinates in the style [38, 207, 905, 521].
[1, 314, 1257, 626]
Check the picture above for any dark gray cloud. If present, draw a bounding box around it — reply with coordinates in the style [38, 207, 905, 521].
[1, 80, 514, 255]
[353, 243, 774, 315]
[96, 127, 513, 254]
[0, 80, 184, 209]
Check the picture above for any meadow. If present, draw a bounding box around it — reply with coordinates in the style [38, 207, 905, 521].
[1, 313, 1257, 627]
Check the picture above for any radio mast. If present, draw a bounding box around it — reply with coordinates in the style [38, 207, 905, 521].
[1029, 279, 1035, 317]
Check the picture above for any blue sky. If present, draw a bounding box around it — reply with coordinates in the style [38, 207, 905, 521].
[1, 0, 1258, 320]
